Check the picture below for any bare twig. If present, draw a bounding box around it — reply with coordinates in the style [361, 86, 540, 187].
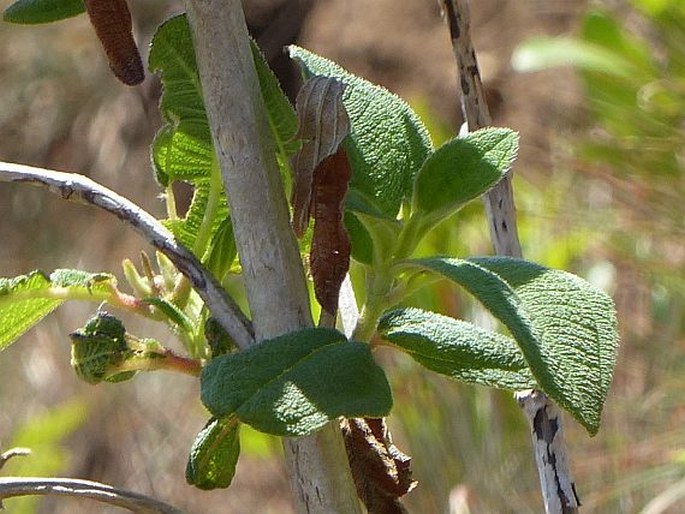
[0, 477, 185, 514]
[0, 162, 254, 351]
[0, 448, 31, 470]
[441, 2, 580, 513]
[180, 1, 362, 512]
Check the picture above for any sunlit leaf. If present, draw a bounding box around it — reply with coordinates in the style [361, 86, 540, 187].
[201, 328, 392, 436]
[0, 270, 115, 352]
[403, 256, 619, 434]
[378, 307, 536, 390]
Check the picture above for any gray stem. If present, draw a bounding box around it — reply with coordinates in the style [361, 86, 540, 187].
[180, 1, 362, 512]
[0, 477, 185, 514]
[0, 162, 254, 351]
[441, 1, 580, 512]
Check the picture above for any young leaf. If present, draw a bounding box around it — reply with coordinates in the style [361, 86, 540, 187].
[3, 0, 84, 24]
[346, 190, 402, 268]
[0, 270, 115, 352]
[186, 416, 241, 490]
[413, 128, 518, 222]
[288, 46, 432, 218]
[402, 257, 618, 435]
[201, 328, 392, 436]
[150, 14, 297, 263]
[378, 307, 536, 390]
[204, 216, 237, 283]
[70, 311, 136, 384]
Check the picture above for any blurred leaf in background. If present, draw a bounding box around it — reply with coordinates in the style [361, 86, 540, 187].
[1, 400, 87, 513]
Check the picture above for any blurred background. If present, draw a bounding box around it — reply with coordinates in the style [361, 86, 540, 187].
[1, 0, 684, 512]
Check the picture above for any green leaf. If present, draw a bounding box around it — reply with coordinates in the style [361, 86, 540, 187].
[378, 307, 536, 390]
[512, 37, 640, 78]
[413, 128, 519, 221]
[0, 270, 115, 352]
[141, 297, 194, 334]
[204, 216, 237, 282]
[70, 311, 136, 384]
[150, 14, 297, 258]
[3, 0, 84, 24]
[201, 328, 392, 436]
[346, 190, 402, 267]
[288, 45, 433, 218]
[186, 416, 241, 490]
[404, 257, 618, 435]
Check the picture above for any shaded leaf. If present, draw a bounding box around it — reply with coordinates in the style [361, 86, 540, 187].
[404, 257, 618, 434]
[201, 328, 392, 436]
[186, 416, 241, 490]
[378, 307, 535, 390]
[3, 0, 84, 24]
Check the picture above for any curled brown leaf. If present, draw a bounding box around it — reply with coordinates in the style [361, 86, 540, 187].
[310, 148, 352, 316]
[83, 0, 144, 86]
[341, 417, 416, 514]
[291, 76, 350, 237]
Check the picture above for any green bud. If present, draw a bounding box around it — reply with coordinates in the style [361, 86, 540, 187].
[70, 312, 136, 384]
[204, 317, 237, 358]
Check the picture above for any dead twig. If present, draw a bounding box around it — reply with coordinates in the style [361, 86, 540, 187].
[441, 1, 580, 512]
[0, 477, 185, 514]
[0, 162, 254, 351]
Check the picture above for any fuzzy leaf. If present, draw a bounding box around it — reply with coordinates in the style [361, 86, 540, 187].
[288, 46, 432, 218]
[405, 257, 619, 435]
[378, 307, 535, 390]
[150, 15, 297, 262]
[186, 416, 241, 490]
[3, 0, 84, 24]
[201, 328, 392, 436]
[413, 128, 518, 222]
[0, 270, 115, 352]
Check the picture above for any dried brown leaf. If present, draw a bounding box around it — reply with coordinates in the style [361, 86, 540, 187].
[309, 148, 352, 315]
[291, 76, 350, 236]
[83, 0, 144, 86]
[341, 417, 416, 514]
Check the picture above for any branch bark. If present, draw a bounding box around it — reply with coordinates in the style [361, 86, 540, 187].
[441, 1, 580, 513]
[0, 162, 254, 351]
[180, 1, 362, 512]
[0, 477, 185, 514]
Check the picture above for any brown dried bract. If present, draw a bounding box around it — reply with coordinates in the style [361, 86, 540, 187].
[83, 0, 144, 86]
[341, 417, 416, 514]
[309, 147, 352, 315]
[291, 76, 350, 237]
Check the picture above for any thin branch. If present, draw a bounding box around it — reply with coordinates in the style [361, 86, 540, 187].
[0, 162, 254, 351]
[441, 2, 580, 513]
[180, 1, 362, 512]
[0, 448, 31, 470]
[0, 477, 185, 514]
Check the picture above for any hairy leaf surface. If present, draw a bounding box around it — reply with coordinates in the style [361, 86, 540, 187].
[0, 270, 115, 352]
[201, 328, 392, 436]
[378, 307, 536, 390]
[405, 257, 618, 434]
